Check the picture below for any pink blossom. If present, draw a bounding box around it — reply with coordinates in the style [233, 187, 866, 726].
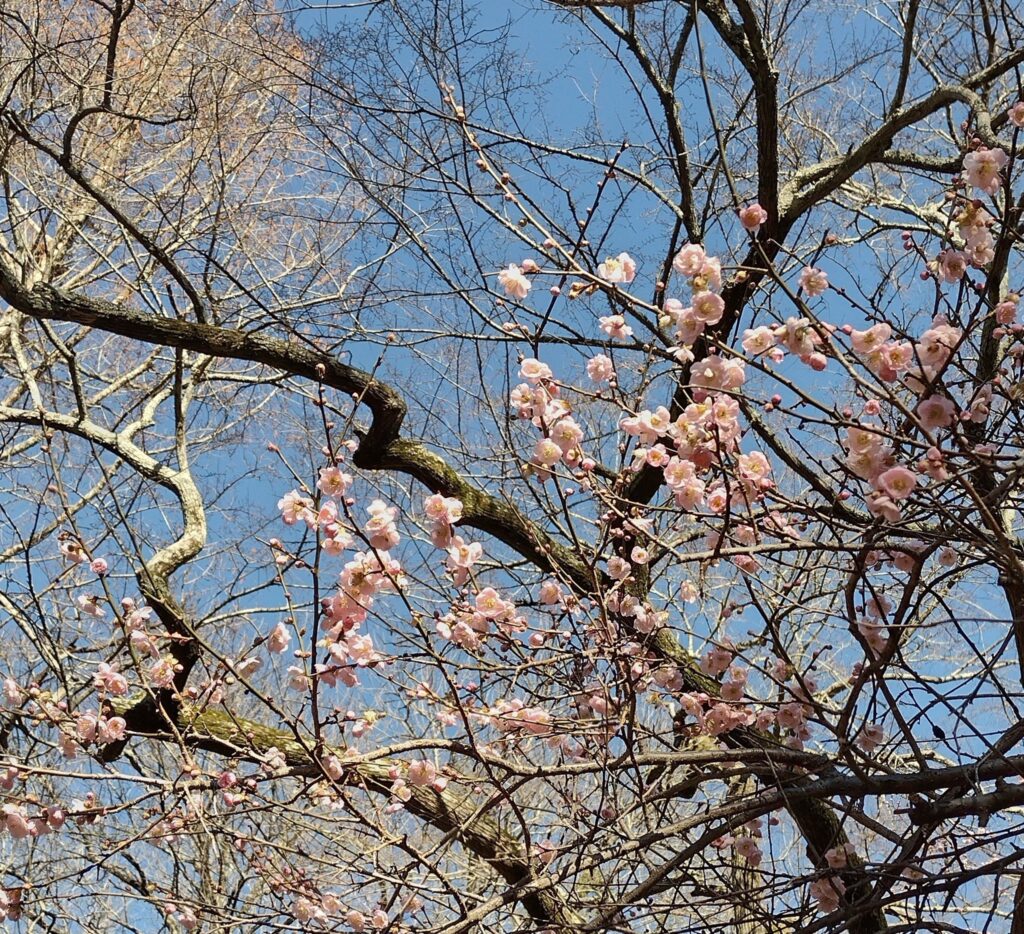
[446, 536, 483, 585]
[810, 876, 846, 913]
[857, 721, 884, 752]
[2, 678, 23, 707]
[364, 500, 400, 550]
[866, 492, 902, 523]
[875, 465, 917, 500]
[597, 252, 636, 284]
[148, 657, 178, 689]
[734, 835, 762, 865]
[968, 384, 992, 423]
[277, 489, 315, 526]
[738, 203, 768, 233]
[60, 539, 87, 563]
[406, 759, 437, 787]
[538, 580, 563, 604]
[692, 290, 725, 324]
[98, 716, 126, 744]
[1009, 101, 1024, 128]
[825, 843, 856, 869]
[266, 622, 291, 653]
[776, 702, 807, 732]
[599, 314, 633, 340]
[474, 586, 511, 619]
[318, 467, 353, 498]
[962, 147, 1008, 195]
[850, 323, 891, 354]
[94, 663, 128, 696]
[76, 594, 106, 619]
[498, 263, 532, 299]
[916, 318, 962, 368]
[586, 354, 614, 382]
[935, 249, 968, 283]
[424, 494, 463, 527]
[550, 417, 583, 453]
[520, 358, 552, 382]
[672, 243, 706, 277]
[996, 298, 1018, 325]
[607, 556, 631, 580]
[533, 437, 563, 467]
[699, 644, 734, 678]
[798, 266, 829, 298]
[90, 557, 109, 576]
[742, 326, 776, 355]
[916, 395, 955, 430]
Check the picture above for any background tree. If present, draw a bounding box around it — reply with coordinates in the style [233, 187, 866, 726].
[2, 0, 1024, 931]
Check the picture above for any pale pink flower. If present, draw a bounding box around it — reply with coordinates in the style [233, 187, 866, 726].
[498, 263, 532, 299]
[935, 249, 968, 283]
[424, 494, 463, 526]
[60, 539, 87, 563]
[277, 489, 314, 526]
[586, 354, 614, 382]
[599, 314, 633, 340]
[963, 147, 1008, 195]
[148, 657, 178, 689]
[597, 251, 636, 284]
[825, 843, 856, 869]
[520, 358, 552, 382]
[692, 290, 725, 324]
[538, 580, 562, 605]
[850, 323, 891, 354]
[2, 678, 23, 706]
[799, 266, 829, 297]
[1009, 101, 1024, 128]
[406, 759, 437, 787]
[90, 557, 109, 576]
[738, 203, 768, 233]
[474, 586, 511, 619]
[266, 622, 291, 653]
[607, 556, 631, 580]
[364, 499, 400, 550]
[672, 243, 706, 277]
[866, 493, 902, 523]
[76, 594, 106, 619]
[916, 318, 962, 368]
[98, 716, 126, 744]
[857, 721, 884, 753]
[533, 437, 563, 467]
[742, 326, 776, 355]
[699, 644, 734, 678]
[810, 876, 846, 914]
[875, 465, 917, 500]
[734, 835, 762, 866]
[916, 395, 955, 430]
[446, 536, 483, 585]
[550, 417, 583, 453]
[94, 663, 128, 696]
[318, 467, 353, 498]
[995, 298, 1018, 324]
[776, 702, 807, 732]
[696, 255, 722, 292]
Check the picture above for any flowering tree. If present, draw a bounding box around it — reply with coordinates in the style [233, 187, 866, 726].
[2, 0, 1024, 931]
